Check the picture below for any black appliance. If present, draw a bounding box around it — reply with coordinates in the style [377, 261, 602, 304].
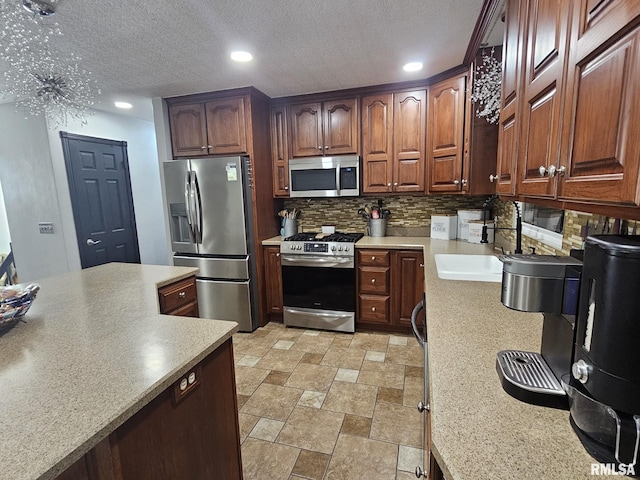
[280, 232, 363, 333]
[567, 235, 640, 471]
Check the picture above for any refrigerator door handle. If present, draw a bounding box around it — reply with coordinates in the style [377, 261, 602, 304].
[184, 171, 196, 242]
[192, 170, 203, 243]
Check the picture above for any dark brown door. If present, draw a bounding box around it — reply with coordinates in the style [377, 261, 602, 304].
[289, 102, 324, 157]
[362, 93, 394, 193]
[323, 98, 359, 155]
[168, 103, 208, 158]
[391, 250, 424, 326]
[393, 90, 427, 193]
[270, 105, 290, 197]
[61, 132, 140, 269]
[428, 74, 466, 192]
[205, 97, 248, 155]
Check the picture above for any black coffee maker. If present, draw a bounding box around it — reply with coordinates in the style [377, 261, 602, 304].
[564, 235, 640, 472]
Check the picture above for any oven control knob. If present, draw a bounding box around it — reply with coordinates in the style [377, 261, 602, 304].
[345, 246, 350, 252]
[338, 246, 343, 251]
[331, 246, 336, 251]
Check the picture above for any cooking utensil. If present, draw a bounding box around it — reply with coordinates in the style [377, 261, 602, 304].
[382, 209, 391, 218]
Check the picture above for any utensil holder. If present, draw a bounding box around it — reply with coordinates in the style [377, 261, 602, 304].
[284, 219, 298, 237]
[368, 218, 387, 237]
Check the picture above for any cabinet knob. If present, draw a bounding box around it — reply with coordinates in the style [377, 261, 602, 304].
[178, 292, 186, 298]
[387, 183, 391, 187]
[201, 146, 207, 150]
[371, 278, 376, 284]
[558, 165, 567, 176]
[276, 253, 280, 257]
[317, 146, 322, 150]
[538, 165, 547, 177]
[547, 165, 557, 177]
[324, 145, 329, 150]
[284, 186, 289, 191]
[453, 179, 460, 185]
[394, 182, 398, 186]
[371, 256, 376, 261]
[419, 263, 424, 267]
[462, 179, 468, 185]
[207, 145, 212, 149]
[371, 306, 376, 312]
[489, 174, 497, 182]
[415, 466, 427, 478]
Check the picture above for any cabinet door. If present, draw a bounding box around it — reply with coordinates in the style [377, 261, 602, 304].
[205, 97, 248, 155]
[393, 90, 427, 193]
[264, 246, 283, 315]
[270, 105, 290, 197]
[169, 103, 208, 158]
[362, 94, 394, 193]
[290, 102, 324, 157]
[391, 250, 424, 326]
[428, 75, 466, 193]
[517, 0, 571, 198]
[323, 98, 359, 155]
[558, 3, 640, 206]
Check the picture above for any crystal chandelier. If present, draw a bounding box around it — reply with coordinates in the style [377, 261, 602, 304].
[0, 0, 100, 127]
[470, 48, 502, 124]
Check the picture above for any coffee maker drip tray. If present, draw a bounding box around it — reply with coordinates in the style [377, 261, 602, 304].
[496, 350, 567, 409]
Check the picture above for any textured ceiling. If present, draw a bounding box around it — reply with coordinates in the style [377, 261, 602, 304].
[8, 0, 491, 120]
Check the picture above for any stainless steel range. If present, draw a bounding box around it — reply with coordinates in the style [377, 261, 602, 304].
[280, 232, 363, 333]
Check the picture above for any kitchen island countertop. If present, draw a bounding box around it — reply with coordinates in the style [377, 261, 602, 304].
[264, 234, 596, 479]
[0, 263, 238, 480]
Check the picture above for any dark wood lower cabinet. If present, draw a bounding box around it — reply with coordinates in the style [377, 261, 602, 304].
[263, 246, 283, 320]
[158, 276, 199, 317]
[55, 339, 242, 480]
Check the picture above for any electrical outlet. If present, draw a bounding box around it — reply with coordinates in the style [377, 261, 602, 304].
[38, 222, 54, 234]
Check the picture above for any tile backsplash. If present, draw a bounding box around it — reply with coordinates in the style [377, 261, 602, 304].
[283, 195, 487, 235]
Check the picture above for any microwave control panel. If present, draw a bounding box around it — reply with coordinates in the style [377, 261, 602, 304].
[340, 167, 357, 190]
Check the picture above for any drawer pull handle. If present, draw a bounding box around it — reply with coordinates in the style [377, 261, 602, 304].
[371, 279, 376, 284]
[178, 292, 186, 298]
[371, 307, 376, 312]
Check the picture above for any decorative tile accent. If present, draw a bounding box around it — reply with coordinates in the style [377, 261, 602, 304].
[274, 340, 295, 350]
[335, 368, 359, 383]
[365, 350, 386, 362]
[377, 387, 404, 405]
[263, 370, 291, 386]
[324, 434, 398, 479]
[341, 414, 372, 437]
[291, 450, 331, 480]
[236, 355, 262, 367]
[389, 336, 409, 346]
[300, 352, 325, 364]
[298, 390, 327, 409]
[249, 418, 285, 442]
[397, 445, 423, 473]
[241, 438, 300, 480]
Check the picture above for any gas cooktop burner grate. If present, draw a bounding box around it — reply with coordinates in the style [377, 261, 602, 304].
[284, 232, 364, 243]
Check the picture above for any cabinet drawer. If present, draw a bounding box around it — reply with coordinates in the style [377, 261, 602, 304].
[167, 300, 199, 318]
[358, 250, 390, 266]
[359, 267, 389, 294]
[359, 295, 390, 323]
[159, 276, 197, 313]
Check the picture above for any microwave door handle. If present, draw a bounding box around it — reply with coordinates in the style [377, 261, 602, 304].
[335, 163, 341, 195]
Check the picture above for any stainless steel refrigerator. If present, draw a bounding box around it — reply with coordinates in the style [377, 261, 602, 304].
[163, 156, 258, 332]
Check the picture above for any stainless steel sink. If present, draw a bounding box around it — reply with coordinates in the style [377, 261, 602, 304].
[434, 254, 503, 282]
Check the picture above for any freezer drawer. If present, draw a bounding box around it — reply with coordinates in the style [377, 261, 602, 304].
[174, 254, 250, 279]
[196, 278, 254, 332]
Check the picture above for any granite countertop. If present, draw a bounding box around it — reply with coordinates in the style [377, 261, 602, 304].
[0, 263, 238, 480]
[262, 234, 596, 478]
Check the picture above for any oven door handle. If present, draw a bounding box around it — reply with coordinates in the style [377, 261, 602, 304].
[281, 256, 353, 267]
[284, 308, 353, 319]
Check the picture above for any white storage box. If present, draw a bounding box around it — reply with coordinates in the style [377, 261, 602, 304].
[468, 220, 495, 244]
[430, 214, 458, 240]
[457, 209, 483, 240]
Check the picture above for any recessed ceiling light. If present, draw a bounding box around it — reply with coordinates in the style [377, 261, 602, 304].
[114, 101, 132, 109]
[403, 62, 423, 72]
[230, 51, 253, 62]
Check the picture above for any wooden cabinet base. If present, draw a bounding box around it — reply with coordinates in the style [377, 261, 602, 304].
[55, 339, 242, 480]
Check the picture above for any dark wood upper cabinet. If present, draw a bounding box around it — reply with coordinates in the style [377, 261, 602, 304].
[496, 0, 524, 195]
[205, 97, 248, 155]
[169, 103, 209, 157]
[392, 90, 427, 193]
[168, 96, 248, 158]
[428, 75, 466, 193]
[270, 105, 290, 197]
[517, 0, 571, 198]
[362, 93, 394, 193]
[558, 1, 640, 206]
[289, 98, 359, 158]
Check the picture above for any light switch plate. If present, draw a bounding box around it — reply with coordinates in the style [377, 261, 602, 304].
[38, 222, 54, 234]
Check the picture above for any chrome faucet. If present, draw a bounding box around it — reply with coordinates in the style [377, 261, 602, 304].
[480, 195, 523, 254]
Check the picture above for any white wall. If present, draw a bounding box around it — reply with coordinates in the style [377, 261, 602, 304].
[0, 181, 11, 254]
[0, 104, 170, 282]
[0, 105, 70, 280]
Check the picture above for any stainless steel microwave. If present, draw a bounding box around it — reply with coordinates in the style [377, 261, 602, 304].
[288, 155, 360, 197]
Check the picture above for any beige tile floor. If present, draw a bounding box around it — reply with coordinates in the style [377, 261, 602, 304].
[233, 322, 426, 480]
